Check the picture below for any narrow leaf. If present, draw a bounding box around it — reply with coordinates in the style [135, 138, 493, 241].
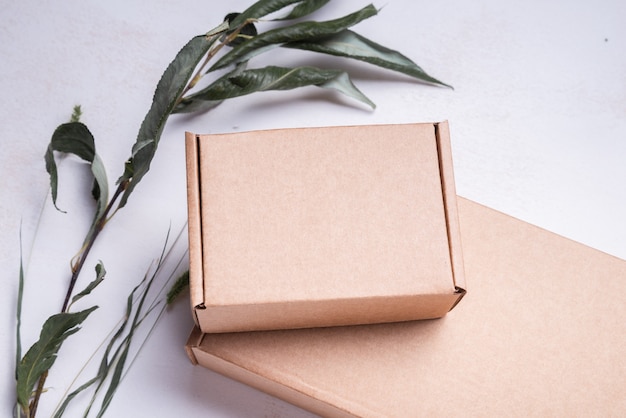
[273, 0, 330, 20]
[96, 261, 163, 417]
[116, 33, 220, 208]
[44, 121, 110, 222]
[230, 0, 322, 26]
[16, 224, 25, 380]
[285, 29, 452, 87]
[210, 4, 378, 72]
[53, 375, 100, 418]
[70, 261, 106, 306]
[179, 65, 375, 108]
[16, 306, 98, 411]
[81, 276, 143, 417]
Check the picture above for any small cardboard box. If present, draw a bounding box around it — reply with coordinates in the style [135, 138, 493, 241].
[185, 122, 466, 333]
[186, 197, 626, 417]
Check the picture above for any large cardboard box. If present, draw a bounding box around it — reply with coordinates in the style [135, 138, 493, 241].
[186, 122, 465, 333]
[186, 197, 626, 417]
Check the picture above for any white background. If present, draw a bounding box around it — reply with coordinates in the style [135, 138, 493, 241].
[1, 1, 625, 417]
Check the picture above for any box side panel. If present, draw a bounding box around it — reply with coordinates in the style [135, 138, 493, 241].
[185, 133, 205, 321]
[188, 336, 358, 418]
[197, 293, 460, 333]
[435, 121, 466, 295]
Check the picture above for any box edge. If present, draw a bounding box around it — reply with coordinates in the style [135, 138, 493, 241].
[185, 132, 206, 325]
[435, 121, 467, 307]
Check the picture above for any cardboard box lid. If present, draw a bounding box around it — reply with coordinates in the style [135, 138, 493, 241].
[186, 122, 465, 333]
[187, 197, 626, 417]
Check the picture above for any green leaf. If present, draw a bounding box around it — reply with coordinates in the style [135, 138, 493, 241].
[95, 262, 163, 417]
[70, 105, 82, 123]
[16, 224, 25, 381]
[116, 33, 220, 209]
[285, 29, 452, 88]
[273, 0, 330, 20]
[44, 121, 109, 222]
[174, 62, 248, 114]
[210, 4, 378, 72]
[179, 65, 375, 109]
[166, 270, 189, 305]
[70, 261, 106, 307]
[230, 0, 327, 26]
[16, 306, 98, 412]
[53, 375, 100, 418]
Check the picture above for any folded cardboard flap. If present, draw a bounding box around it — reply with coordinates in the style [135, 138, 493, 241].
[186, 122, 465, 333]
[186, 197, 626, 417]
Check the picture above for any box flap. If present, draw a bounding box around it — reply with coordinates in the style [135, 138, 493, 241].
[435, 121, 466, 294]
[186, 123, 465, 332]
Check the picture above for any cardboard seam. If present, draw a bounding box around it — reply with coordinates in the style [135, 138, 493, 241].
[186, 133, 207, 325]
[201, 291, 461, 308]
[434, 122, 467, 304]
[194, 135, 207, 311]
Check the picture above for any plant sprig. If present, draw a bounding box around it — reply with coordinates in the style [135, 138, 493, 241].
[15, 1, 450, 416]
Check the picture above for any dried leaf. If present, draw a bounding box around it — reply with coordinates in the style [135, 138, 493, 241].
[210, 4, 378, 71]
[285, 29, 452, 88]
[70, 261, 106, 306]
[15, 225, 24, 380]
[180, 65, 374, 108]
[44, 122, 109, 219]
[116, 33, 220, 208]
[273, 0, 330, 20]
[16, 306, 98, 412]
[230, 0, 327, 26]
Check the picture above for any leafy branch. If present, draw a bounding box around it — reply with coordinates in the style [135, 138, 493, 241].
[15, 0, 450, 416]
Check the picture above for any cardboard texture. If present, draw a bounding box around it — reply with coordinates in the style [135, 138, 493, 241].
[187, 197, 626, 417]
[186, 123, 465, 333]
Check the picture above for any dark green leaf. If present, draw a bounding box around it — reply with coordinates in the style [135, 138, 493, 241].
[79, 274, 145, 417]
[180, 65, 375, 108]
[285, 30, 452, 88]
[95, 256, 164, 417]
[53, 375, 100, 418]
[273, 0, 330, 20]
[210, 4, 378, 72]
[174, 62, 248, 114]
[70, 261, 106, 306]
[16, 306, 98, 412]
[229, 0, 323, 27]
[116, 33, 220, 208]
[172, 95, 223, 114]
[44, 121, 109, 222]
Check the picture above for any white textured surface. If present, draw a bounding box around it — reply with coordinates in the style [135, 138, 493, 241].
[1, 1, 624, 417]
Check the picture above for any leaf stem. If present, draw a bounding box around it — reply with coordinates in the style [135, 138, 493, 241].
[177, 19, 256, 103]
[28, 181, 128, 417]
[61, 181, 127, 313]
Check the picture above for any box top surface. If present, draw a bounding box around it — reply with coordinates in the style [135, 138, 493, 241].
[193, 123, 456, 306]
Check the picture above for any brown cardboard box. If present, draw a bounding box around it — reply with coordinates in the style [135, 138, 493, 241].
[186, 122, 465, 333]
[187, 197, 626, 417]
